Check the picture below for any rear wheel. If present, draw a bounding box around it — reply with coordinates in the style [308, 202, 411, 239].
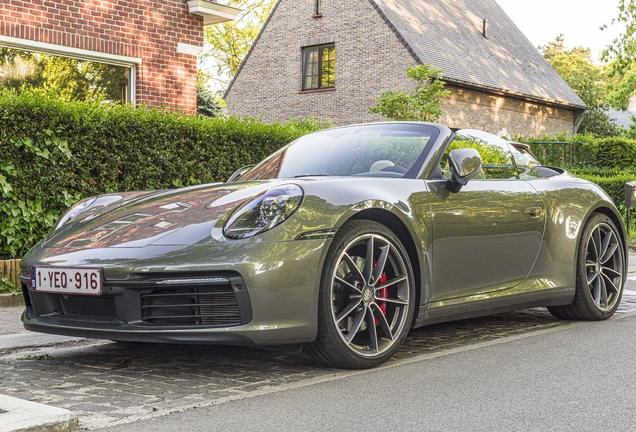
[548, 213, 625, 320]
[306, 220, 415, 369]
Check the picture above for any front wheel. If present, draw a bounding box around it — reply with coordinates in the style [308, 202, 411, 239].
[548, 213, 625, 320]
[306, 220, 415, 369]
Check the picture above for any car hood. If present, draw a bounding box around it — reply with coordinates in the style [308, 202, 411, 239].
[43, 181, 284, 248]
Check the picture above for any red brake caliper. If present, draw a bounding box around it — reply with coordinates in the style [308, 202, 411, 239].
[373, 261, 388, 325]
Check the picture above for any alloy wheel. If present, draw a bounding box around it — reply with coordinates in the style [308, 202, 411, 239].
[585, 222, 623, 312]
[329, 233, 410, 357]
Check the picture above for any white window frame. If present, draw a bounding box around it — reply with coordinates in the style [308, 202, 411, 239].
[0, 35, 141, 105]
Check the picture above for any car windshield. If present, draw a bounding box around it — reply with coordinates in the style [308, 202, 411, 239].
[240, 123, 439, 180]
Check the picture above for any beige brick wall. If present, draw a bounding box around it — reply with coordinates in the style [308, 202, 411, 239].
[226, 0, 577, 138]
[443, 87, 576, 138]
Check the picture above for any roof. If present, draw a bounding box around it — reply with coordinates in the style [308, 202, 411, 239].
[371, 0, 586, 109]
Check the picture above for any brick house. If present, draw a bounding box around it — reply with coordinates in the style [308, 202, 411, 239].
[0, 0, 241, 114]
[225, 0, 587, 137]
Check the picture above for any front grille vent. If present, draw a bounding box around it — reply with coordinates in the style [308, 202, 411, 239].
[141, 283, 241, 326]
[60, 296, 117, 322]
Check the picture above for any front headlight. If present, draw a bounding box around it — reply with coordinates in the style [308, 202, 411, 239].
[55, 197, 97, 230]
[223, 184, 303, 239]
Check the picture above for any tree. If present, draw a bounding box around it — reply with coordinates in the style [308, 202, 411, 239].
[367, 64, 451, 122]
[541, 36, 622, 138]
[602, 0, 636, 110]
[196, 85, 221, 117]
[199, 0, 276, 92]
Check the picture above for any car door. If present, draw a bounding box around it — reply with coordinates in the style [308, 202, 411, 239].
[427, 130, 546, 303]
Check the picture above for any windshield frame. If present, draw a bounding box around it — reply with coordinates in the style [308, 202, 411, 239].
[239, 122, 443, 181]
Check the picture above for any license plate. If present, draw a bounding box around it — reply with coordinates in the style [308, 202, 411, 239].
[31, 267, 103, 295]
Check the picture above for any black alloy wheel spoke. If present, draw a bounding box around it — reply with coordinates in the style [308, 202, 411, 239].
[336, 298, 363, 323]
[602, 266, 622, 281]
[372, 304, 394, 341]
[591, 227, 602, 261]
[365, 309, 379, 353]
[346, 308, 366, 343]
[371, 244, 390, 287]
[600, 272, 620, 294]
[586, 261, 599, 285]
[600, 277, 608, 308]
[599, 231, 618, 264]
[342, 253, 365, 285]
[375, 275, 407, 291]
[591, 276, 601, 304]
[363, 237, 375, 284]
[379, 296, 409, 306]
[599, 229, 613, 262]
[334, 275, 363, 294]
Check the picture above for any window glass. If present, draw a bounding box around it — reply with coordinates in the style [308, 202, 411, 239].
[316, 0, 322, 14]
[0, 47, 130, 104]
[302, 44, 335, 90]
[440, 130, 518, 180]
[240, 123, 437, 180]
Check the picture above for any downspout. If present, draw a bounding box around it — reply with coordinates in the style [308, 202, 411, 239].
[573, 109, 587, 135]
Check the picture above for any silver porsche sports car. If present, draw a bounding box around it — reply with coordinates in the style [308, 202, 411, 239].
[20, 122, 626, 369]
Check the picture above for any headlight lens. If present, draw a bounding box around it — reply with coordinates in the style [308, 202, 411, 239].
[55, 197, 97, 230]
[223, 184, 303, 239]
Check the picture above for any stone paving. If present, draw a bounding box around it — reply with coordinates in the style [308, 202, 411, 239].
[2, 295, 636, 430]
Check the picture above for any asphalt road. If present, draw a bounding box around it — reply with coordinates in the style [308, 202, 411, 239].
[97, 311, 636, 432]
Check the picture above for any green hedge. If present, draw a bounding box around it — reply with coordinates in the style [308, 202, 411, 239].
[0, 90, 326, 258]
[589, 137, 636, 169]
[570, 168, 636, 215]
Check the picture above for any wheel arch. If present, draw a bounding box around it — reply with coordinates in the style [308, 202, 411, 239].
[348, 208, 423, 327]
[588, 205, 628, 268]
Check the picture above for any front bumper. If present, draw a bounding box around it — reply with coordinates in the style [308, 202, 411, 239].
[20, 239, 329, 346]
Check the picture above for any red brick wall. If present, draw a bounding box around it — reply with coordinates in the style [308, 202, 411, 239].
[0, 0, 206, 114]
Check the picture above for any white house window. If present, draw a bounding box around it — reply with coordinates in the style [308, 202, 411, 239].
[0, 36, 140, 104]
[302, 44, 335, 90]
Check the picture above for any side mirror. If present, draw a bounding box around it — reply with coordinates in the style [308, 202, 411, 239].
[446, 148, 482, 193]
[227, 164, 255, 183]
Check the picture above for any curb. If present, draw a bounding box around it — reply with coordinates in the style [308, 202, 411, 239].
[0, 294, 23, 308]
[0, 395, 78, 432]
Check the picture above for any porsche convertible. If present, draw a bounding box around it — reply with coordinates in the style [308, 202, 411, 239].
[19, 122, 626, 369]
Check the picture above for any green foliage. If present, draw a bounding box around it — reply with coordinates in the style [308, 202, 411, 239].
[601, 0, 636, 109]
[0, 277, 20, 295]
[589, 137, 636, 168]
[367, 64, 451, 122]
[197, 86, 221, 117]
[200, 0, 276, 91]
[445, 140, 510, 165]
[0, 48, 128, 104]
[0, 89, 326, 258]
[540, 36, 622, 138]
[570, 169, 636, 214]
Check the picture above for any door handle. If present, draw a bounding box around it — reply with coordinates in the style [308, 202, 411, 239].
[525, 207, 543, 218]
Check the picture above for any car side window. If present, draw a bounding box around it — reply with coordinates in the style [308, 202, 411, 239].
[440, 132, 517, 180]
[436, 130, 544, 181]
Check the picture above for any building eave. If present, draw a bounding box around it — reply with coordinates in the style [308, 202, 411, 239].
[187, 0, 242, 26]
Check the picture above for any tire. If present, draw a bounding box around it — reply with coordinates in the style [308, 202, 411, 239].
[305, 220, 415, 369]
[548, 213, 625, 320]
